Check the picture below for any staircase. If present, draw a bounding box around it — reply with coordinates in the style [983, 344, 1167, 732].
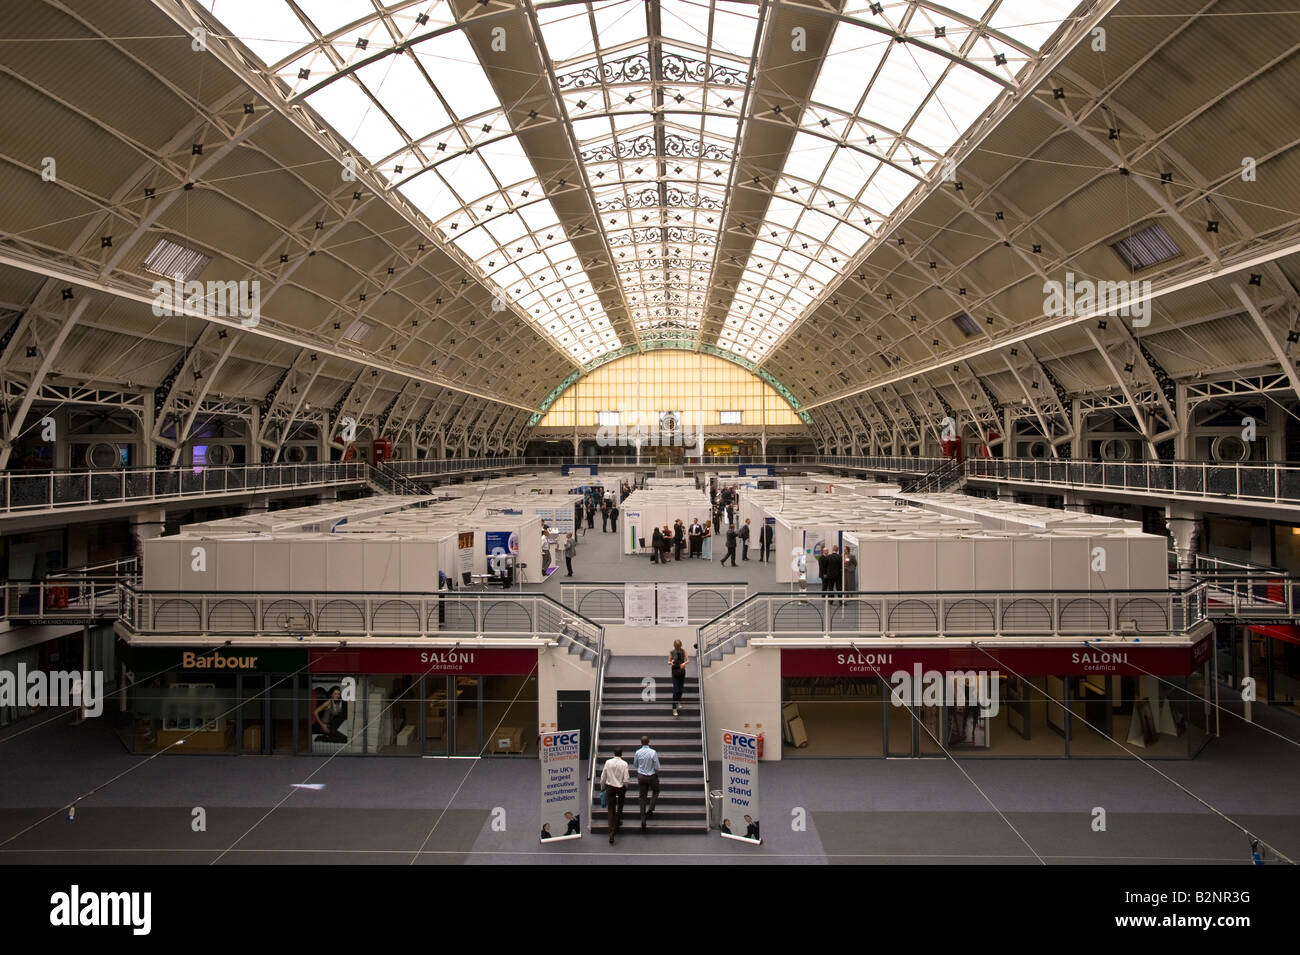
[591, 668, 708, 834]
[366, 462, 428, 498]
[902, 456, 966, 494]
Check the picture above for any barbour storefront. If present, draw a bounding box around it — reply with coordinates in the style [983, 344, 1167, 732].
[117, 643, 540, 757]
[119, 644, 308, 755]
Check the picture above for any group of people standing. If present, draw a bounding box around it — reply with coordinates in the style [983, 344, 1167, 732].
[574, 480, 629, 535]
[575, 481, 631, 535]
[815, 544, 857, 599]
[650, 518, 708, 563]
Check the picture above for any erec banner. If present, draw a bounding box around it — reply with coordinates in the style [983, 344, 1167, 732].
[720, 729, 761, 845]
[540, 729, 582, 843]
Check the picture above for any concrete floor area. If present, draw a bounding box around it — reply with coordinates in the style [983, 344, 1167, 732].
[0, 702, 1297, 864]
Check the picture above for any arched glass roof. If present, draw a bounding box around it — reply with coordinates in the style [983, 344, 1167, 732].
[204, 0, 1079, 368]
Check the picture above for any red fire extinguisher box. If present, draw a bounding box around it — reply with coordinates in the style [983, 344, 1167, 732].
[372, 438, 393, 463]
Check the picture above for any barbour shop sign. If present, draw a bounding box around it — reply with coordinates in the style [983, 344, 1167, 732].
[182, 651, 260, 670]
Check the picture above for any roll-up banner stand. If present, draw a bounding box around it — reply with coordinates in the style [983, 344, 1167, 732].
[720, 729, 761, 845]
[540, 728, 582, 843]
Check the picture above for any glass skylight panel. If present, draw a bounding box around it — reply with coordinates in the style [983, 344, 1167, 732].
[435, 152, 496, 206]
[403, 169, 461, 222]
[354, 53, 448, 142]
[410, 31, 498, 118]
[810, 24, 888, 113]
[867, 45, 947, 134]
[990, 0, 1078, 49]
[865, 163, 919, 211]
[536, 4, 599, 61]
[291, 0, 375, 36]
[205, 0, 313, 67]
[910, 70, 1006, 152]
[477, 138, 536, 190]
[306, 78, 386, 154]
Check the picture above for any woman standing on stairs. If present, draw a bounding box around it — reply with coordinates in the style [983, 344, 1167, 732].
[669, 639, 688, 718]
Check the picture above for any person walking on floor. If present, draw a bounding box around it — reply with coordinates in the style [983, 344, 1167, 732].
[711, 506, 721, 536]
[669, 639, 688, 717]
[541, 529, 551, 576]
[610, 503, 619, 534]
[564, 533, 576, 577]
[651, 526, 663, 564]
[739, 518, 751, 560]
[673, 519, 686, 561]
[600, 746, 629, 844]
[601, 500, 610, 533]
[758, 521, 773, 562]
[689, 517, 704, 558]
[586, 501, 595, 530]
[723, 526, 738, 567]
[634, 735, 660, 829]
[660, 524, 674, 563]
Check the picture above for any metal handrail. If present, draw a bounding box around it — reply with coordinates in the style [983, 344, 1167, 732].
[587, 637, 608, 799]
[47, 555, 140, 579]
[0, 461, 368, 515]
[964, 456, 1300, 506]
[3, 575, 126, 620]
[697, 618, 711, 830]
[693, 581, 1282, 654]
[116, 582, 606, 641]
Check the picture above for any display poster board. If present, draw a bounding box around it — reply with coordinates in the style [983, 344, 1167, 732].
[657, 582, 689, 626]
[534, 506, 574, 536]
[540, 728, 582, 843]
[625, 511, 642, 552]
[720, 729, 761, 845]
[624, 582, 657, 627]
[485, 530, 518, 573]
[457, 532, 474, 579]
[309, 679, 353, 755]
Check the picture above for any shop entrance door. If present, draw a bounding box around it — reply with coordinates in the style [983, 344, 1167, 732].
[238, 675, 268, 754]
[453, 676, 481, 755]
[885, 691, 947, 757]
[422, 676, 449, 756]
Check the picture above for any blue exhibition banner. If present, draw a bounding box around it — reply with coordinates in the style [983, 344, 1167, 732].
[720, 729, 761, 845]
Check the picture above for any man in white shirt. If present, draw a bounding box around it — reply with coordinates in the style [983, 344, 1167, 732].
[599, 747, 629, 844]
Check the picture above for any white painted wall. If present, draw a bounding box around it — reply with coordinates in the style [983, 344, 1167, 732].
[602, 623, 694, 656]
[703, 644, 782, 761]
[536, 644, 598, 734]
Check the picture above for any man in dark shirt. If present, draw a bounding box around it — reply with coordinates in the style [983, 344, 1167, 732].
[723, 527, 738, 567]
[673, 520, 686, 561]
[825, 545, 843, 604]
